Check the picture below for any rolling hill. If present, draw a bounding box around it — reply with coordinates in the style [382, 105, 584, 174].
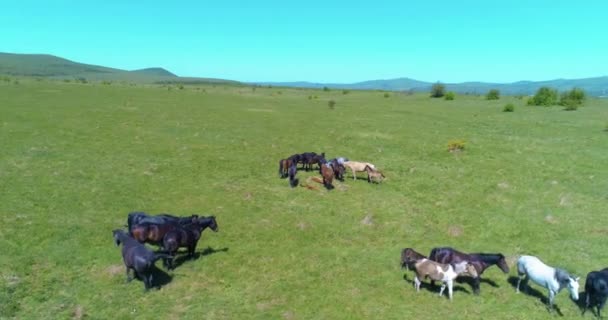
[257, 77, 608, 97]
[0, 52, 237, 84]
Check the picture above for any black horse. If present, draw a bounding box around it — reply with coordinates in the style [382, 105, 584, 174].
[162, 216, 219, 270]
[429, 247, 510, 294]
[288, 162, 298, 187]
[328, 158, 345, 181]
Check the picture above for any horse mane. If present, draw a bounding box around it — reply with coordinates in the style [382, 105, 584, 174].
[554, 268, 572, 287]
[469, 253, 504, 264]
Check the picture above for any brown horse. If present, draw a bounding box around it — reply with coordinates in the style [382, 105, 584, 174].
[401, 248, 427, 270]
[131, 221, 184, 247]
[429, 247, 510, 294]
[320, 163, 334, 190]
[161, 216, 219, 270]
[279, 158, 295, 178]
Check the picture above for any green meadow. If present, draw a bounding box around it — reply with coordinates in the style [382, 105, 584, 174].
[2, 80, 608, 319]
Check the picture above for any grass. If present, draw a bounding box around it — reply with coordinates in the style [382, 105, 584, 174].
[2, 79, 608, 319]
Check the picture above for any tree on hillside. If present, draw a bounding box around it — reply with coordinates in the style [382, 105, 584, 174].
[486, 89, 500, 100]
[430, 82, 445, 98]
[527, 87, 559, 106]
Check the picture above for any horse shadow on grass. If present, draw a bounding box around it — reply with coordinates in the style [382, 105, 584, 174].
[402, 273, 473, 297]
[507, 276, 568, 316]
[168, 246, 229, 270]
[454, 276, 501, 290]
[132, 265, 172, 291]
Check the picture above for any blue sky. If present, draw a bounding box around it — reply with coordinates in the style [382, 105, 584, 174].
[2, 0, 607, 83]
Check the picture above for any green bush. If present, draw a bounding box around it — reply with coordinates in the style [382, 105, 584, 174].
[486, 89, 500, 100]
[328, 100, 336, 109]
[342, 90, 349, 95]
[503, 103, 515, 112]
[384, 92, 390, 98]
[445, 92, 455, 100]
[323, 86, 330, 92]
[560, 88, 586, 109]
[527, 87, 558, 106]
[430, 82, 445, 98]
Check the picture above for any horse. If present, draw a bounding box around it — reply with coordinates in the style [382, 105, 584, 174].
[328, 159, 346, 181]
[288, 162, 298, 188]
[300, 152, 317, 171]
[131, 220, 184, 247]
[279, 158, 294, 178]
[429, 247, 510, 294]
[112, 229, 172, 291]
[582, 268, 608, 318]
[320, 163, 334, 190]
[161, 216, 219, 270]
[400, 248, 427, 271]
[126, 212, 198, 234]
[413, 259, 478, 300]
[516, 255, 580, 312]
[364, 165, 385, 183]
[343, 161, 377, 180]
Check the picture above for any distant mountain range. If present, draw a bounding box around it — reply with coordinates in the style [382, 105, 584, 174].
[256, 76, 608, 96]
[0, 52, 237, 84]
[2, 52, 607, 96]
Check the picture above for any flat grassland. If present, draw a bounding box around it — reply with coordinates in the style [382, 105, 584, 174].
[1, 80, 608, 319]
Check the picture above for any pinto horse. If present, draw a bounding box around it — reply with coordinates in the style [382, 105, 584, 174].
[320, 163, 334, 190]
[429, 247, 510, 294]
[400, 248, 427, 271]
[328, 159, 346, 181]
[516, 255, 579, 312]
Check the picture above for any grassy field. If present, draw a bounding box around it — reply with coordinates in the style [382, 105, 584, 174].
[2, 80, 608, 319]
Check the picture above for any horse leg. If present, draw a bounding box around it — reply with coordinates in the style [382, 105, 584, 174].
[547, 289, 556, 312]
[448, 280, 453, 300]
[125, 267, 133, 283]
[473, 276, 481, 295]
[352, 168, 356, 180]
[414, 276, 421, 292]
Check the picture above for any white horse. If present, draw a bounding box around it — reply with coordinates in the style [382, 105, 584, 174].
[516, 255, 580, 311]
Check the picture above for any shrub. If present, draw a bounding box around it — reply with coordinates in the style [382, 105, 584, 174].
[503, 103, 515, 112]
[560, 87, 586, 109]
[430, 82, 445, 98]
[102, 81, 112, 85]
[342, 90, 349, 95]
[447, 139, 466, 152]
[527, 87, 559, 106]
[328, 100, 336, 109]
[384, 92, 390, 98]
[323, 86, 330, 92]
[486, 89, 500, 100]
[445, 92, 455, 100]
[178, 84, 184, 90]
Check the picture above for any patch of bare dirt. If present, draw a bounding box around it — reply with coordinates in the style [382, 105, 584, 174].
[107, 265, 123, 276]
[361, 214, 374, 226]
[447, 225, 463, 237]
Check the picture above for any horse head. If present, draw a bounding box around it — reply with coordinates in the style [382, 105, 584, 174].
[556, 268, 580, 300]
[112, 229, 125, 247]
[208, 216, 219, 232]
[497, 254, 510, 273]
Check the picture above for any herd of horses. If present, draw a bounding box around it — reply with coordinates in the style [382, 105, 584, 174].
[278, 151, 385, 189]
[401, 247, 608, 317]
[112, 212, 219, 291]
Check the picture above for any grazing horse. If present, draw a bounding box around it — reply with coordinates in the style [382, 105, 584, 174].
[516, 255, 580, 312]
[328, 159, 346, 181]
[400, 248, 427, 270]
[112, 230, 172, 291]
[320, 163, 334, 190]
[413, 259, 478, 300]
[162, 216, 219, 270]
[343, 161, 377, 180]
[429, 247, 510, 294]
[364, 165, 385, 183]
[288, 162, 298, 187]
[582, 268, 608, 318]
[279, 158, 294, 178]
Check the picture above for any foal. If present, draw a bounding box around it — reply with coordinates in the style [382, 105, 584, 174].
[413, 258, 478, 300]
[364, 165, 385, 183]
